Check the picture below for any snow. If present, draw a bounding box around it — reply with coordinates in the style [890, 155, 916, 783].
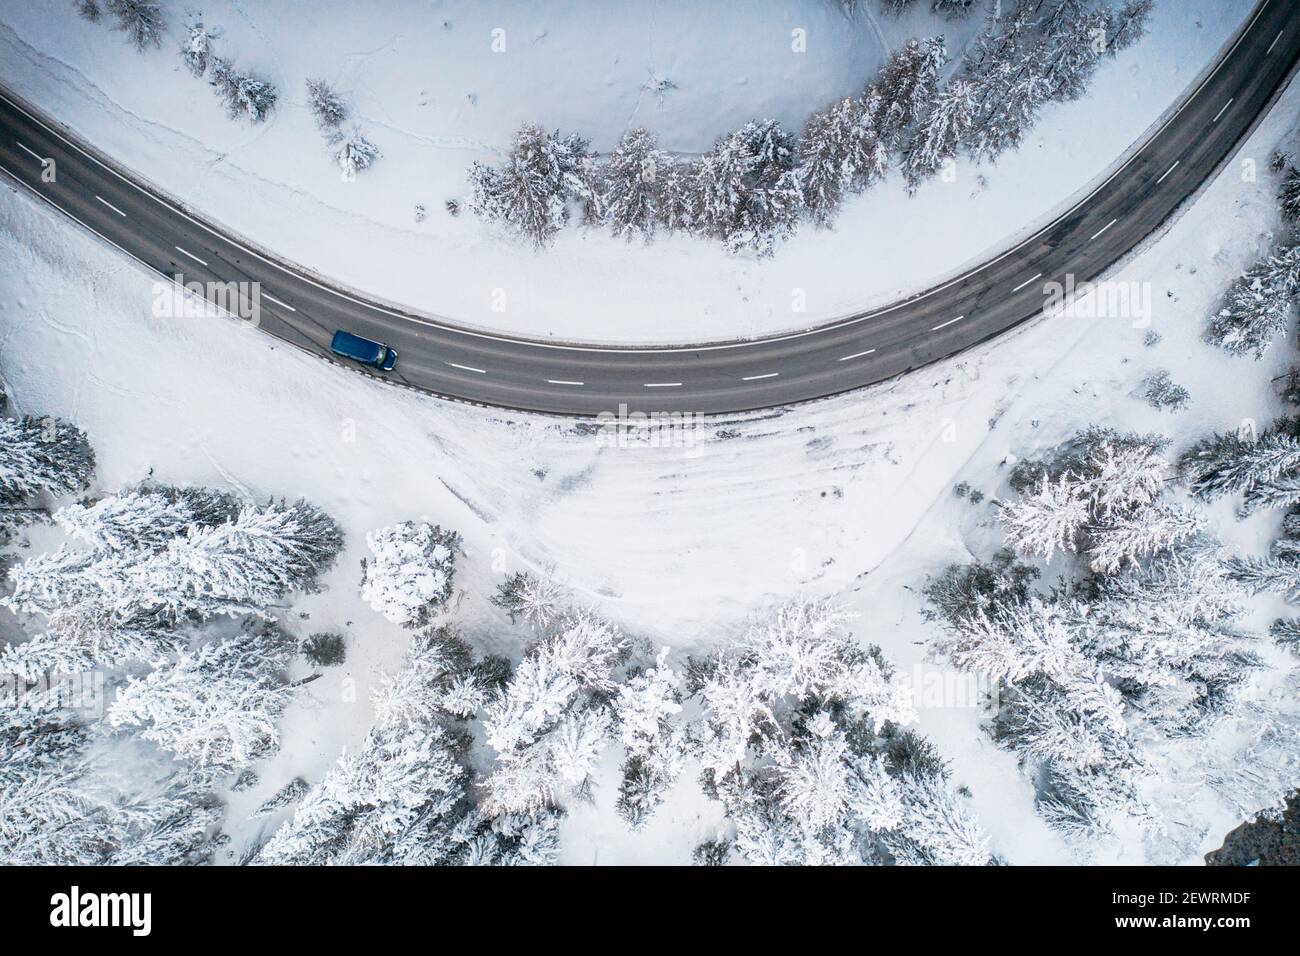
[0, 0, 1253, 342]
[2, 0, 1298, 865]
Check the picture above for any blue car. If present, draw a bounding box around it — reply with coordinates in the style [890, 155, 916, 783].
[331, 330, 397, 371]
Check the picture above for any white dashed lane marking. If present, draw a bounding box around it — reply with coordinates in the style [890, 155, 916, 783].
[931, 315, 965, 332]
[173, 245, 208, 267]
[644, 382, 682, 388]
[260, 292, 296, 312]
[1089, 218, 1117, 242]
[1012, 273, 1042, 293]
[14, 140, 42, 162]
[838, 349, 876, 361]
[95, 195, 126, 217]
[546, 379, 585, 386]
[742, 372, 779, 381]
[1212, 98, 1234, 122]
[1156, 160, 1180, 185]
[447, 362, 486, 374]
[1267, 29, 1284, 56]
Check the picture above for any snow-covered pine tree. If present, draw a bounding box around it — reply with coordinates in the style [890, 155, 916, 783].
[55, 484, 239, 553]
[21, 496, 338, 621]
[932, 0, 977, 17]
[796, 95, 888, 224]
[1269, 617, 1300, 653]
[0, 605, 183, 681]
[689, 120, 803, 255]
[481, 612, 628, 817]
[599, 127, 667, 241]
[1084, 439, 1167, 513]
[468, 124, 596, 248]
[960, 0, 1045, 160]
[0, 695, 220, 865]
[209, 57, 278, 123]
[922, 550, 1040, 628]
[998, 472, 1091, 560]
[1225, 555, 1300, 602]
[305, 78, 349, 134]
[901, 77, 977, 191]
[180, 21, 212, 77]
[1009, 426, 1168, 494]
[360, 521, 460, 627]
[1106, 0, 1155, 53]
[689, 599, 978, 865]
[1240, 472, 1300, 515]
[107, 622, 297, 777]
[1139, 369, 1190, 411]
[105, 0, 164, 51]
[653, 157, 701, 234]
[0, 708, 100, 864]
[613, 647, 686, 828]
[491, 570, 564, 631]
[142, 497, 342, 621]
[884, 769, 992, 866]
[1180, 426, 1300, 502]
[872, 36, 948, 147]
[1086, 502, 1205, 573]
[1281, 166, 1300, 223]
[4, 496, 339, 674]
[1039, 0, 1110, 102]
[105, 783, 221, 866]
[1081, 550, 1261, 731]
[1204, 244, 1300, 358]
[0, 413, 95, 537]
[335, 130, 380, 180]
[258, 628, 529, 864]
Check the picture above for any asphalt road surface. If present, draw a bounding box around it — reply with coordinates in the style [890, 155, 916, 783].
[2, 0, 1299, 417]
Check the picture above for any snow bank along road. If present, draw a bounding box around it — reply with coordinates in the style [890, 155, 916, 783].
[1, 0, 1299, 417]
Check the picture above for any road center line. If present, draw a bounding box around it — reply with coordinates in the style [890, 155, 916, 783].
[1156, 160, 1180, 184]
[546, 379, 584, 386]
[741, 372, 779, 381]
[447, 362, 486, 374]
[14, 140, 43, 162]
[931, 315, 965, 332]
[838, 348, 877, 361]
[95, 195, 126, 217]
[644, 382, 682, 388]
[1088, 218, 1117, 242]
[260, 292, 296, 312]
[1012, 273, 1042, 293]
[1212, 98, 1234, 122]
[1267, 29, 1283, 55]
[173, 245, 208, 267]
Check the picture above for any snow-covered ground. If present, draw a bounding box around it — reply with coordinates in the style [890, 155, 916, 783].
[3, 53, 1298, 862]
[0, 0, 1254, 342]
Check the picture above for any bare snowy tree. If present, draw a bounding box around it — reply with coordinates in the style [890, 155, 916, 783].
[797, 94, 889, 224]
[598, 127, 667, 241]
[688, 120, 803, 255]
[209, 57, 278, 123]
[180, 21, 212, 77]
[468, 125, 597, 248]
[305, 78, 349, 134]
[335, 129, 380, 180]
[105, 0, 164, 51]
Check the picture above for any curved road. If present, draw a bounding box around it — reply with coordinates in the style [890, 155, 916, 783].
[1, 1, 1299, 417]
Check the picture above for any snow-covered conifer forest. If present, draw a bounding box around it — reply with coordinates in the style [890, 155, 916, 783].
[1, 0, 1299, 876]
